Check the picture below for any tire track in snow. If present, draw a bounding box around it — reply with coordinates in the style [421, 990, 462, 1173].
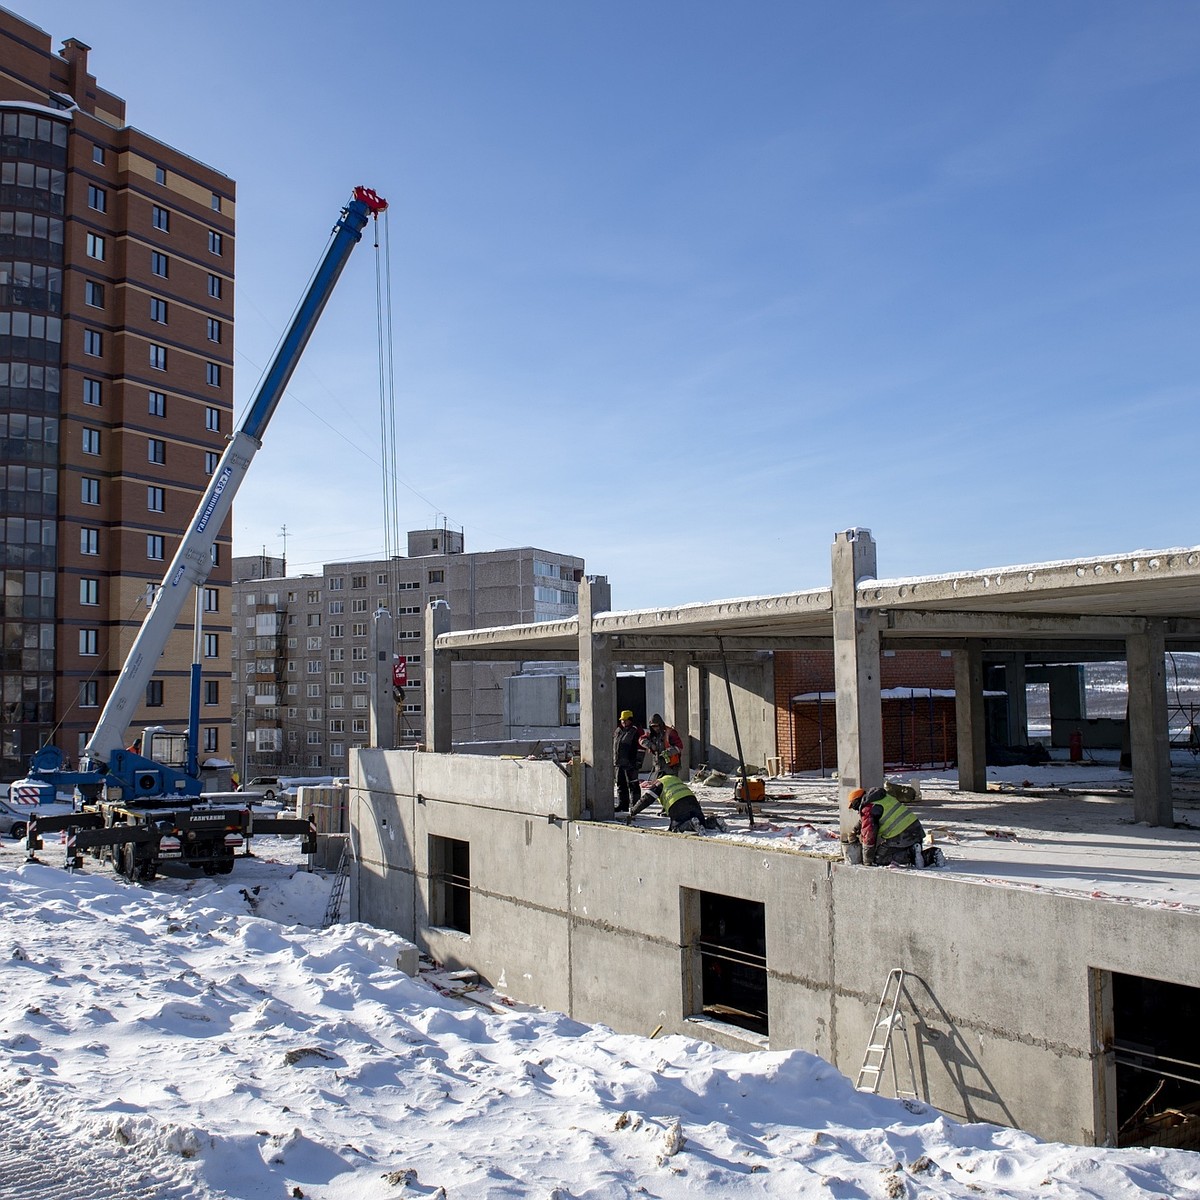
[0, 1080, 210, 1200]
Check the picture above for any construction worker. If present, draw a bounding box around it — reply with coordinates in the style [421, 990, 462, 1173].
[612, 709, 643, 813]
[628, 774, 726, 833]
[639, 713, 683, 779]
[848, 786, 941, 867]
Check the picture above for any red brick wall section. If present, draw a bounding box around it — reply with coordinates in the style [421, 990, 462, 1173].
[774, 650, 959, 772]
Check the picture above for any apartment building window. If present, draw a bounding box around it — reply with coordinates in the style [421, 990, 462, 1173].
[204, 633, 218, 658]
[306, 661, 322, 674]
[80, 579, 99, 606]
[352, 694, 368, 708]
[402, 703, 422, 713]
[351, 672, 368, 686]
[150, 251, 168, 277]
[206, 318, 221, 343]
[155, 165, 166, 184]
[152, 205, 169, 231]
[205, 406, 220, 432]
[83, 378, 102, 406]
[83, 329, 101, 356]
[328, 674, 344, 688]
[329, 719, 345, 734]
[329, 624, 344, 638]
[352, 716, 368, 732]
[207, 273, 221, 299]
[329, 600, 344, 614]
[204, 451, 218, 474]
[150, 298, 168, 323]
[406, 655, 421, 664]
[92, 145, 104, 164]
[330, 743, 344, 759]
[306, 708, 321, 722]
[351, 599, 367, 613]
[84, 280, 104, 307]
[146, 680, 163, 707]
[304, 683, 320, 698]
[203, 587, 219, 612]
[86, 232, 105, 260]
[86, 184, 107, 212]
[203, 729, 218, 753]
[208, 230, 223, 255]
[211, 192, 221, 212]
[206, 362, 220, 387]
[148, 390, 166, 417]
[306, 637, 321, 651]
[147, 485, 164, 512]
[79, 629, 98, 656]
[212, 544, 220, 566]
[352, 623, 366, 637]
[204, 680, 219, 705]
[81, 477, 99, 505]
[351, 647, 368, 661]
[82, 428, 100, 455]
[351, 575, 367, 589]
[147, 535, 164, 560]
[329, 577, 344, 590]
[149, 343, 167, 370]
[81, 528, 98, 555]
[80, 681, 98, 708]
[329, 648, 344, 662]
[148, 438, 165, 464]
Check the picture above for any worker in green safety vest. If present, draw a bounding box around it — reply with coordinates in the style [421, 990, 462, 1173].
[849, 786, 940, 867]
[628, 774, 725, 833]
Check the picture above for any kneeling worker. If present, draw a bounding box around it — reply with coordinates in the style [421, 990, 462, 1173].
[848, 786, 941, 867]
[628, 774, 725, 833]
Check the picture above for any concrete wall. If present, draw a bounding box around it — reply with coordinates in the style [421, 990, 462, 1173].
[350, 748, 1200, 1147]
[695, 656, 775, 772]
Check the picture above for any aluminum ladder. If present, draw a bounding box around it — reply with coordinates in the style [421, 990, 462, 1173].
[855, 967, 918, 1099]
[322, 838, 352, 928]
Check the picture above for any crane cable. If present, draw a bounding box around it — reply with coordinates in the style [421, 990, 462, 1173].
[372, 206, 411, 734]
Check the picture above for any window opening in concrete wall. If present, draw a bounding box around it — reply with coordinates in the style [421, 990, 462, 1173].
[1104, 970, 1200, 1150]
[684, 888, 768, 1036]
[429, 835, 471, 934]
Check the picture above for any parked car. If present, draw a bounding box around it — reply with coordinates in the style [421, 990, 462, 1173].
[0, 797, 72, 839]
[241, 776, 281, 801]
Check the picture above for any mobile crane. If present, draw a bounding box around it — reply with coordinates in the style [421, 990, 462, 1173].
[19, 186, 388, 881]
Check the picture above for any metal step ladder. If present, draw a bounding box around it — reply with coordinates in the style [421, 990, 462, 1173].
[322, 838, 352, 928]
[856, 967, 919, 1099]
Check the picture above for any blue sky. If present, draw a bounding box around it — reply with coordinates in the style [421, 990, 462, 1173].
[30, 1, 1200, 609]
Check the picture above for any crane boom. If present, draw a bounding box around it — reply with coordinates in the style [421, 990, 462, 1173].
[84, 186, 387, 770]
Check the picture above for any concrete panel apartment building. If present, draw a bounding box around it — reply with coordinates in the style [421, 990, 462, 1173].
[231, 530, 583, 779]
[0, 10, 236, 777]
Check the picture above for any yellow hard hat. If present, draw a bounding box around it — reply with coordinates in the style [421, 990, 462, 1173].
[619, 710, 634, 721]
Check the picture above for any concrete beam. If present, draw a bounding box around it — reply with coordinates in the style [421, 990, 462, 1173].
[441, 649, 580, 663]
[953, 645, 987, 793]
[1126, 621, 1173, 826]
[578, 576, 614, 819]
[609, 635, 832, 653]
[884, 609, 1148, 638]
[425, 600, 453, 753]
[369, 607, 397, 749]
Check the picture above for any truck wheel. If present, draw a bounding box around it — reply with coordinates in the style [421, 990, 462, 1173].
[11, 822, 25, 840]
[216, 858, 235, 875]
[120, 843, 138, 880]
[263, 789, 276, 802]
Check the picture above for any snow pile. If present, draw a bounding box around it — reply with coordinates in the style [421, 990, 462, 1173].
[1, 849, 1198, 1198]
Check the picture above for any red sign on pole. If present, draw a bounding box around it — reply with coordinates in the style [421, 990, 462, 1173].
[392, 656, 407, 688]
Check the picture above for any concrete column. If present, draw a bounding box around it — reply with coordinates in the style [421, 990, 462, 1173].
[369, 607, 397, 749]
[953, 645, 987, 793]
[831, 529, 883, 830]
[1003, 653, 1028, 746]
[1126, 621, 1173, 826]
[424, 600, 452, 753]
[664, 653, 691, 777]
[577, 576, 613, 819]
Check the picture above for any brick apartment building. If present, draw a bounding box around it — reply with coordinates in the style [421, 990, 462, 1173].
[774, 649, 960, 773]
[0, 11, 235, 776]
[231, 531, 584, 779]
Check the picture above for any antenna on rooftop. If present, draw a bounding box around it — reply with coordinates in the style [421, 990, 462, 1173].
[279, 524, 288, 574]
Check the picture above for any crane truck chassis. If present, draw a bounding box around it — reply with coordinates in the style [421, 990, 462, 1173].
[26, 801, 316, 882]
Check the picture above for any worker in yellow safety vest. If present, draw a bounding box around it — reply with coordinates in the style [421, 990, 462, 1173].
[849, 786, 941, 868]
[628, 774, 725, 833]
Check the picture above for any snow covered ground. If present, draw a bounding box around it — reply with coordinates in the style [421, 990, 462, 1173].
[2, 829, 1200, 1198]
